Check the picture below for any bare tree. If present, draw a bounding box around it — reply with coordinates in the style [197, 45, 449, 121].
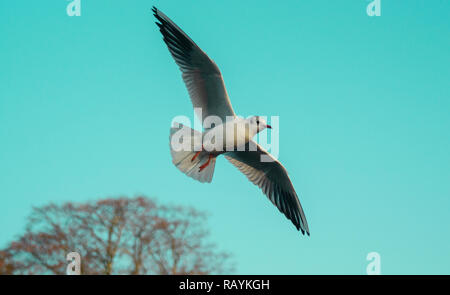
[0, 250, 15, 275]
[0, 196, 232, 275]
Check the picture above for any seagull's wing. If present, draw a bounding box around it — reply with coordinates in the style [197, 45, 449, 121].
[153, 7, 235, 125]
[225, 140, 310, 235]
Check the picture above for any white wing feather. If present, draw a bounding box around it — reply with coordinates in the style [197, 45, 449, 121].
[153, 7, 235, 125]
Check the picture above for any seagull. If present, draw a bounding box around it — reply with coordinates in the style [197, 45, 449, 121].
[153, 6, 310, 235]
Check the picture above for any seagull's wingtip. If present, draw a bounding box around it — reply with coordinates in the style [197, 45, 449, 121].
[298, 225, 310, 236]
[151, 6, 159, 17]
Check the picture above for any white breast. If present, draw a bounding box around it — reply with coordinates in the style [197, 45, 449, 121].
[202, 118, 255, 152]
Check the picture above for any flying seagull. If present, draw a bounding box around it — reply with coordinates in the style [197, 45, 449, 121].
[152, 6, 310, 235]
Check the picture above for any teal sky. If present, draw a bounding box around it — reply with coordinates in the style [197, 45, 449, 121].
[1, 0, 449, 274]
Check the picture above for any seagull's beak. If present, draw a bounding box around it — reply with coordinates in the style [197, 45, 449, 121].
[266, 124, 272, 129]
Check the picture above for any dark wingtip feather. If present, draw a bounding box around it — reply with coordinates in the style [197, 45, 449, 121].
[152, 7, 166, 26]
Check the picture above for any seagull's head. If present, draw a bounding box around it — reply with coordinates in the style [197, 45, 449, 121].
[249, 116, 272, 133]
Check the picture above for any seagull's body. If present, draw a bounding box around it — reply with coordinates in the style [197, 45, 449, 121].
[202, 117, 263, 152]
[153, 7, 310, 235]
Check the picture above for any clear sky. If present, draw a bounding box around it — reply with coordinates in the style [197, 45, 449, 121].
[1, 0, 449, 274]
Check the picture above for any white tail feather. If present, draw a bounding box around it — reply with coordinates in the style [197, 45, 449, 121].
[169, 123, 216, 183]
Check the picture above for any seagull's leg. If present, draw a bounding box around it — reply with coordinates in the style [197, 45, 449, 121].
[191, 145, 204, 162]
[191, 151, 201, 162]
[199, 154, 213, 172]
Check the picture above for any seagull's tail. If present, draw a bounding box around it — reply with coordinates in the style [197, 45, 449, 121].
[169, 123, 216, 183]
